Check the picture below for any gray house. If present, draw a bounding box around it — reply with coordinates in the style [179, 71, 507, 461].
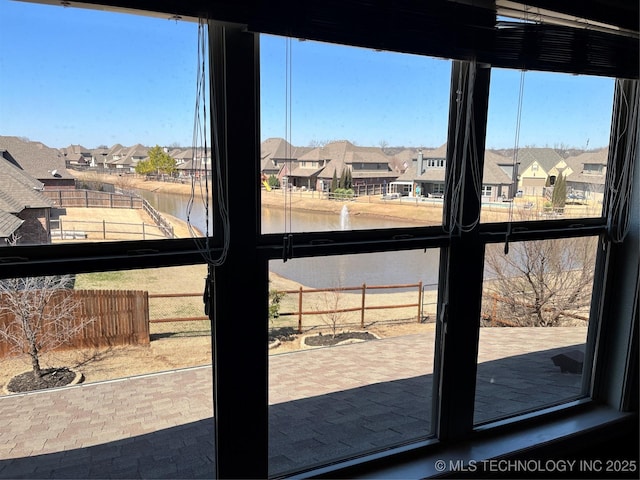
[391, 144, 513, 200]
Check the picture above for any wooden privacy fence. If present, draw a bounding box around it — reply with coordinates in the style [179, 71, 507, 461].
[280, 282, 427, 333]
[0, 290, 149, 358]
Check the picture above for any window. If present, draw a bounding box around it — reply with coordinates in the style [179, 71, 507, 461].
[1, 2, 637, 480]
[268, 250, 439, 476]
[481, 185, 493, 197]
[260, 35, 450, 233]
[481, 68, 614, 222]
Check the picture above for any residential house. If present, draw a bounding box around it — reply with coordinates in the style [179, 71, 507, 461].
[565, 148, 608, 203]
[108, 144, 149, 172]
[515, 147, 572, 196]
[391, 144, 513, 200]
[60, 144, 92, 168]
[260, 138, 312, 187]
[0, 136, 75, 190]
[0, 154, 54, 245]
[90, 147, 110, 168]
[294, 140, 396, 192]
[174, 147, 213, 178]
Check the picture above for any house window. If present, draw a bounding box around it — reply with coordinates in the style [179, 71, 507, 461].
[481, 185, 493, 197]
[584, 164, 604, 174]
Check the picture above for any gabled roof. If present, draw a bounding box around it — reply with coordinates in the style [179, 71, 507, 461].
[0, 136, 73, 181]
[261, 138, 311, 160]
[60, 144, 91, 156]
[516, 147, 565, 172]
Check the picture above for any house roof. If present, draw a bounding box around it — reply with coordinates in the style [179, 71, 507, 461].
[516, 147, 565, 172]
[0, 156, 52, 212]
[60, 144, 91, 156]
[483, 150, 514, 184]
[0, 136, 73, 181]
[565, 148, 609, 185]
[0, 154, 53, 238]
[0, 209, 24, 239]
[394, 146, 512, 185]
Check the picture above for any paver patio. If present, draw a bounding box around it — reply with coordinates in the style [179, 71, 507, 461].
[0, 328, 587, 479]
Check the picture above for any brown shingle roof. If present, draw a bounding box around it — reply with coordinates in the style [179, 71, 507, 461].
[0, 136, 73, 181]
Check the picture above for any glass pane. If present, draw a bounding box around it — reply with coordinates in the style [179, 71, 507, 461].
[0, 264, 214, 477]
[268, 249, 439, 476]
[475, 237, 598, 424]
[0, 1, 209, 246]
[260, 35, 451, 233]
[480, 69, 614, 222]
[0, 265, 211, 393]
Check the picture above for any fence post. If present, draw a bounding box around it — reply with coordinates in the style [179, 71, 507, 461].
[85, 189, 89, 207]
[361, 283, 366, 328]
[298, 287, 303, 333]
[59, 218, 63, 238]
[103, 220, 106, 239]
[110, 192, 114, 208]
[142, 223, 146, 240]
[417, 281, 423, 322]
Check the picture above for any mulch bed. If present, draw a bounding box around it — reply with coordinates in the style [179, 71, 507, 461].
[7, 367, 77, 393]
[304, 331, 377, 347]
[269, 327, 298, 344]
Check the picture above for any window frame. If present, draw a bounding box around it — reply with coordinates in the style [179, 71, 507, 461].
[5, 2, 639, 480]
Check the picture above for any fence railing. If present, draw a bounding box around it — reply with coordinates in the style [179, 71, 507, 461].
[277, 282, 433, 333]
[44, 189, 175, 239]
[50, 218, 167, 240]
[43, 189, 143, 209]
[148, 293, 209, 323]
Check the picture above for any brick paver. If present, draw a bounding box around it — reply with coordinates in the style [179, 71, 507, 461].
[0, 328, 587, 478]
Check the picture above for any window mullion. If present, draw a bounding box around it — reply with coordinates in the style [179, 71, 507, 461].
[208, 23, 268, 480]
[435, 61, 491, 440]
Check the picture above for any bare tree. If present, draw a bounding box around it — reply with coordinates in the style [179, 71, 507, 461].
[483, 237, 597, 327]
[0, 275, 92, 380]
[314, 287, 349, 338]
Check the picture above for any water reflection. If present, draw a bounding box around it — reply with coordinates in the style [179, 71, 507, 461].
[136, 189, 439, 289]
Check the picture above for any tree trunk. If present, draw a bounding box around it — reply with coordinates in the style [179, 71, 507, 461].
[30, 345, 42, 379]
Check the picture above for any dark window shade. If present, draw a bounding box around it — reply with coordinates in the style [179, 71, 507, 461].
[491, 23, 639, 78]
[50, 0, 637, 77]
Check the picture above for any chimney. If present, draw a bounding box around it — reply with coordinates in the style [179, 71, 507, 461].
[418, 150, 424, 174]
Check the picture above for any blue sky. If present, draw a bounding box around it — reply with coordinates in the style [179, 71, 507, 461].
[0, 1, 615, 150]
